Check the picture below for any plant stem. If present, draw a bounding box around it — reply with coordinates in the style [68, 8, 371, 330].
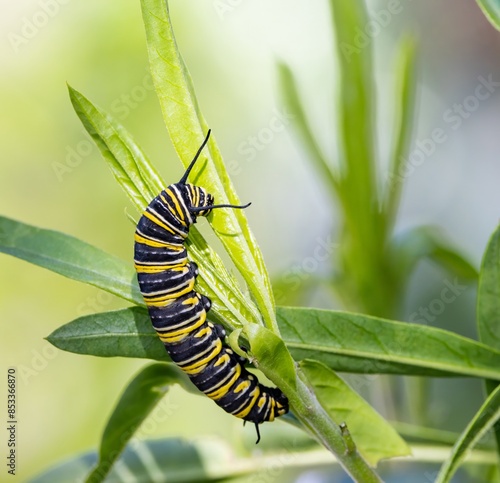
[287, 369, 383, 482]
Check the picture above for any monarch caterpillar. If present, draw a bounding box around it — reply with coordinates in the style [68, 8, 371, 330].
[134, 130, 289, 443]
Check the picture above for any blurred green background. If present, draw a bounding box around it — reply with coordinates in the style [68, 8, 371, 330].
[1, 0, 500, 480]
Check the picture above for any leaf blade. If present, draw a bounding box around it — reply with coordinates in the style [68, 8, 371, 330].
[0, 215, 142, 305]
[476, 0, 500, 31]
[277, 306, 500, 380]
[140, 0, 277, 332]
[384, 37, 417, 232]
[46, 307, 166, 361]
[435, 384, 500, 483]
[69, 85, 261, 330]
[477, 223, 500, 459]
[477, 224, 500, 351]
[277, 61, 340, 194]
[69, 84, 163, 213]
[50, 307, 500, 381]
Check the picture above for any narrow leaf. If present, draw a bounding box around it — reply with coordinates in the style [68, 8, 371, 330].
[277, 306, 500, 380]
[477, 224, 500, 456]
[300, 359, 410, 466]
[86, 363, 195, 483]
[435, 384, 500, 483]
[392, 225, 478, 282]
[330, 0, 377, 240]
[277, 62, 339, 194]
[46, 307, 166, 361]
[0, 216, 142, 305]
[50, 307, 500, 381]
[140, 0, 277, 332]
[69, 85, 163, 212]
[476, 0, 500, 31]
[384, 36, 417, 232]
[477, 224, 500, 351]
[69, 86, 261, 330]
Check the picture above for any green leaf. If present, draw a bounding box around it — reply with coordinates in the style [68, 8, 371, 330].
[329, 0, 377, 243]
[477, 224, 500, 352]
[300, 360, 410, 466]
[69, 85, 163, 213]
[46, 307, 166, 361]
[50, 306, 500, 382]
[476, 0, 500, 31]
[384, 36, 417, 233]
[69, 65, 260, 331]
[477, 224, 500, 457]
[392, 225, 478, 282]
[277, 306, 500, 380]
[70, 86, 261, 331]
[277, 62, 339, 194]
[435, 384, 500, 483]
[0, 215, 142, 305]
[140, 0, 277, 332]
[86, 363, 196, 483]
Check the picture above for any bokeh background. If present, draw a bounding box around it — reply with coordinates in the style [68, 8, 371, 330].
[1, 0, 500, 481]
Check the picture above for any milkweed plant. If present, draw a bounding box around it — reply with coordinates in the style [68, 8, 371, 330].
[2, 0, 500, 482]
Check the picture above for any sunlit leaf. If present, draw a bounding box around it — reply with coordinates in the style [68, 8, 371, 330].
[476, 0, 500, 31]
[69, 88, 261, 330]
[140, 0, 277, 332]
[69, 85, 162, 212]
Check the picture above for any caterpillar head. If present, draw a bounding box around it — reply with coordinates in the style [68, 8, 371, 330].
[177, 130, 250, 220]
[184, 184, 215, 218]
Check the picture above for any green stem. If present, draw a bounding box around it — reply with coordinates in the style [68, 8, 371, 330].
[287, 369, 382, 482]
